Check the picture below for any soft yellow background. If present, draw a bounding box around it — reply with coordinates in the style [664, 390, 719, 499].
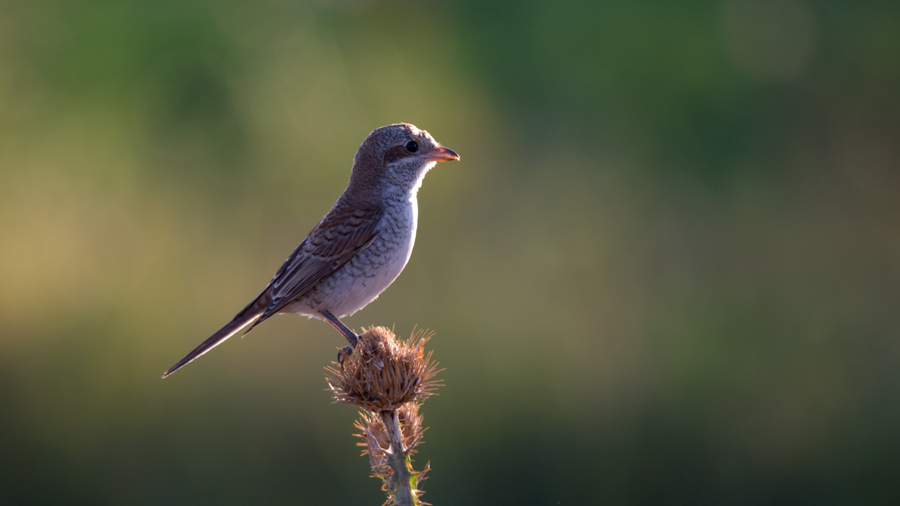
[2, 0, 899, 504]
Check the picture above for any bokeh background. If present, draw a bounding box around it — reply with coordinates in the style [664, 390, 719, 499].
[2, 0, 899, 504]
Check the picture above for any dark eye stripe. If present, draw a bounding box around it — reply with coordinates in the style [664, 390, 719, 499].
[383, 145, 410, 164]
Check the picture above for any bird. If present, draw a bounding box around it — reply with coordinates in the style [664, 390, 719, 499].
[162, 123, 459, 378]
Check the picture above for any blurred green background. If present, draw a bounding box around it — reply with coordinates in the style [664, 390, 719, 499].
[2, 0, 899, 504]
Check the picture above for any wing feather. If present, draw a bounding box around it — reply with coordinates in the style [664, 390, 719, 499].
[247, 202, 383, 330]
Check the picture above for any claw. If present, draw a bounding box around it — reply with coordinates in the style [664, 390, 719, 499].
[337, 342, 358, 366]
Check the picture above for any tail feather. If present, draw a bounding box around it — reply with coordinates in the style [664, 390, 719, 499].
[162, 292, 271, 378]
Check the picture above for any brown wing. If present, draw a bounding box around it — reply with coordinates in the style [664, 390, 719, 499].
[245, 202, 383, 331]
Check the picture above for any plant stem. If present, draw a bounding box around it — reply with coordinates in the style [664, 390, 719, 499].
[380, 410, 418, 506]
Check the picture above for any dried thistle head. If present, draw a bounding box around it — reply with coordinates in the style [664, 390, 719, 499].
[325, 326, 442, 413]
[355, 403, 428, 464]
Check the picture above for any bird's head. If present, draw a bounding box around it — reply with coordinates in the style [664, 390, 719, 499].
[350, 123, 459, 195]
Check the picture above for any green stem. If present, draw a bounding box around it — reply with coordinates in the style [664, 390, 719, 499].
[380, 410, 420, 506]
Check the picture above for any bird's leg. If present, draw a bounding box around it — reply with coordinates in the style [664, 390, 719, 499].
[320, 310, 360, 362]
[320, 310, 360, 345]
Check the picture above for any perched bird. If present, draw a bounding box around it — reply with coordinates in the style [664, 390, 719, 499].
[163, 123, 459, 378]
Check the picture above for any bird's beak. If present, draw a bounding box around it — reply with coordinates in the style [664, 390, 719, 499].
[425, 146, 460, 162]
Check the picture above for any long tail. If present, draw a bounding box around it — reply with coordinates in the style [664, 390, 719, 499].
[162, 292, 271, 378]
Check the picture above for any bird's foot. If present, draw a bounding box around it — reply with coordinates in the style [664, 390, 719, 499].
[337, 338, 361, 366]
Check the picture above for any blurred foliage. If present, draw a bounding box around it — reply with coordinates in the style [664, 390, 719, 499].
[2, 0, 899, 504]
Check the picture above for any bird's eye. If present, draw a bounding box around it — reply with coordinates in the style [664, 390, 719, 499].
[405, 140, 419, 153]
